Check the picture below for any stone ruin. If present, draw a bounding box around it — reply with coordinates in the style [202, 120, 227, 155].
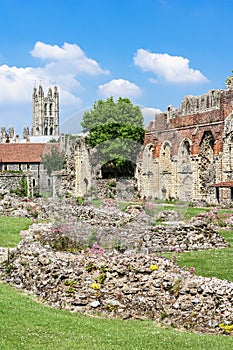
[0, 193, 233, 335]
[137, 75, 233, 204]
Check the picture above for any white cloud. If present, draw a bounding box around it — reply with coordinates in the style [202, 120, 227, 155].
[0, 65, 35, 102]
[0, 41, 111, 134]
[98, 79, 142, 98]
[149, 77, 158, 84]
[134, 49, 208, 84]
[31, 41, 65, 59]
[0, 41, 109, 107]
[141, 107, 162, 118]
[141, 107, 162, 125]
[31, 41, 109, 75]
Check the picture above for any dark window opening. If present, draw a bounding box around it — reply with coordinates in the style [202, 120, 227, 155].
[231, 187, 233, 201]
[216, 187, 220, 203]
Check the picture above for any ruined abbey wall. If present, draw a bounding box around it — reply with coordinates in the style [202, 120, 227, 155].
[137, 76, 233, 203]
[61, 136, 92, 197]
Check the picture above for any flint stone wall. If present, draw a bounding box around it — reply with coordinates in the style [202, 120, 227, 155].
[0, 174, 24, 193]
[0, 194, 232, 334]
[1, 234, 233, 335]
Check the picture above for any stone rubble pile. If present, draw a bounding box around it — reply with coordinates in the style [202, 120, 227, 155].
[0, 193, 38, 218]
[1, 233, 233, 335]
[0, 193, 232, 335]
[89, 178, 138, 201]
[0, 194, 228, 253]
[32, 198, 228, 253]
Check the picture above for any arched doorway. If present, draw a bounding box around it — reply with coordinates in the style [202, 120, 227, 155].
[177, 139, 193, 201]
[199, 131, 215, 195]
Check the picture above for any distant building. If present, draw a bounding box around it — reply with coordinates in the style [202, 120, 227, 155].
[0, 143, 61, 196]
[31, 84, 59, 137]
[0, 84, 60, 143]
[0, 84, 62, 196]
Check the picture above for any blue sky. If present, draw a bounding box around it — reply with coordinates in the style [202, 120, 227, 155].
[0, 0, 232, 135]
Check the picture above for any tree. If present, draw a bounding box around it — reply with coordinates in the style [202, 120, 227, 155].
[81, 97, 145, 177]
[81, 97, 144, 131]
[42, 145, 65, 176]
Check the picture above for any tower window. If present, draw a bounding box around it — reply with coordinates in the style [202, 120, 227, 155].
[44, 103, 47, 115]
[49, 103, 52, 115]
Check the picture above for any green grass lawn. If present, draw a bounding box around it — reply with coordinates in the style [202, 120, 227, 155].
[1, 212, 233, 349]
[171, 229, 233, 281]
[163, 226, 233, 282]
[1, 282, 233, 350]
[0, 216, 32, 247]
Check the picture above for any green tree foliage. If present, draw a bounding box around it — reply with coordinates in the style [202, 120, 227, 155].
[11, 174, 28, 197]
[42, 145, 65, 176]
[81, 97, 144, 131]
[85, 122, 144, 147]
[81, 97, 145, 177]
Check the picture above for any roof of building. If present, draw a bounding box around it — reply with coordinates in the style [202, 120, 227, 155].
[210, 180, 233, 187]
[0, 143, 61, 163]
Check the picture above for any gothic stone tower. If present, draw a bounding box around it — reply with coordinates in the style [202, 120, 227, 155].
[31, 84, 59, 136]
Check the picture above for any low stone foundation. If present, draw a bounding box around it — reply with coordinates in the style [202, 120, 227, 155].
[0, 194, 232, 335]
[1, 235, 233, 335]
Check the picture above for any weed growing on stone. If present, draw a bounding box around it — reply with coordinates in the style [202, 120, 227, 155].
[26, 204, 39, 220]
[170, 278, 181, 296]
[219, 323, 233, 334]
[85, 243, 105, 255]
[64, 279, 76, 287]
[90, 282, 100, 290]
[85, 262, 96, 272]
[94, 272, 106, 284]
[87, 229, 99, 248]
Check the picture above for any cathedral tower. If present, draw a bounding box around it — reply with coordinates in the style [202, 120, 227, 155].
[31, 84, 59, 136]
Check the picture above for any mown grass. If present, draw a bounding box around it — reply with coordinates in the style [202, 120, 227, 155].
[0, 216, 32, 247]
[1, 282, 233, 350]
[164, 229, 233, 281]
[1, 210, 233, 349]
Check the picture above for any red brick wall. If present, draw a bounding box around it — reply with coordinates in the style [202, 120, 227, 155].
[143, 89, 233, 157]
